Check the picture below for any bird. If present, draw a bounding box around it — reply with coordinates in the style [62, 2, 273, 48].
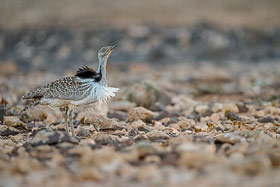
[21, 45, 119, 137]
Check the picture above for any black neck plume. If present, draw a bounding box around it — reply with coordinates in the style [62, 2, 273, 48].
[75, 66, 102, 81]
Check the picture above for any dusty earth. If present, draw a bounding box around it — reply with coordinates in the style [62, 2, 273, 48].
[1, 61, 280, 186]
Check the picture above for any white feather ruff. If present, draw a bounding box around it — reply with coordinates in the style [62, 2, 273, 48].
[76, 78, 119, 106]
[95, 86, 119, 105]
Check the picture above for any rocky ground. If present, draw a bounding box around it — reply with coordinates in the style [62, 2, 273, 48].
[1, 61, 280, 186]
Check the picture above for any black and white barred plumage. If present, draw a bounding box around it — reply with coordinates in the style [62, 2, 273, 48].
[21, 46, 118, 136]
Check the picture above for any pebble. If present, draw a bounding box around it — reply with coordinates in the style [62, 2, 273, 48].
[3, 116, 26, 129]
[128, 107, 154, 121]
[146, 130, 169, 142]
[130, 120, 146, 130]
[0, 125, 20, 136]
[31, 131, 78, 146]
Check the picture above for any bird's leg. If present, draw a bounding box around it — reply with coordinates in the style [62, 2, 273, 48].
[64, 106, 69, 134]
[68, 106, 75, 137]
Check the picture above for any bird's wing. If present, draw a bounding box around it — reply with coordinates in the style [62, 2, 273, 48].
[22, 87, 48, 99]
[43, 76, 92, 100]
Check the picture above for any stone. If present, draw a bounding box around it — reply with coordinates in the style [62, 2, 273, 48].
[176, 142, 217, 168]
[146, 130, 169, 142]
[165, 127, 180, 137]
[225, 111, 242, 121]
[195, 104, 210, 115]
[31, 131, 78, 146]
[107, 111, 128, 121]
[215, 132, 243, 144]
[0, 125, 19, 136]
[128, 107, 154, 121]
[76, 127, 91, 138]
[130, 120, 146, 130]
[80, 114, 126, 131]
[178, 118, 196, 130]
[194, 124, 208, 132]
[3, 116, 26, 129]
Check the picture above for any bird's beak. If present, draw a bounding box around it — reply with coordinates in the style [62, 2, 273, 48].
[110, 45, 117, 51]
[106, 45, 117, 56]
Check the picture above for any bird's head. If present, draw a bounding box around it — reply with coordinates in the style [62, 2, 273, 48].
[98, 45, 117, 61]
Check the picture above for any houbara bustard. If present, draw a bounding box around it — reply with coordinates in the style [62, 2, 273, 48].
[21, 46, 119, 136]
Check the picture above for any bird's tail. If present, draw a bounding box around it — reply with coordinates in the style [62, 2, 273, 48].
[19, 98, 40, 115]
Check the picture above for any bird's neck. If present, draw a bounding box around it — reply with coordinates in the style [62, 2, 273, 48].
[97, 57, 107, 85]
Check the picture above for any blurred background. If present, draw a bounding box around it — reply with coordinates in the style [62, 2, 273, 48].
[0, 0, 280, 74]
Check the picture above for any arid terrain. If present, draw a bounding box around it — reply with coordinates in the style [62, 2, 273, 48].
[1, 0, 280, 186]
[1, 62, 280, 186]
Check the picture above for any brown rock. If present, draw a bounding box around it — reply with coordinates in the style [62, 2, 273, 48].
[146, 130, 169, 141]
[3, 116, 26, 129]
[76, 127, 91, 138]
[130, 120, 146, 130]
[31, 131, 78, 146]
[77, 167, 103, 181]
[128, 107, 154, 121]
[0, 125, 19, 136]
[176, 142, 217, 168]
[216, 132, 243, 144]
[165, 127, 180, 137]
[195, 104, 211, 116]
[178, 118, 196, 130]
[194, 124, 208, 132]
[81, 114, 126, 131]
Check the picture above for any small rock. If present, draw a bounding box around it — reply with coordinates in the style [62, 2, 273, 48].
[144, 155, 161, 164]
[31, 130, 78, 146]
[213, 103, 239, 113]
[215, 132, 242, 144]
[225, 110, 242, 121]
[81, 114, 126, 131]
[80, 138, 96, 148]
[210, 113, 220, 122]
[236, 102, 249, 113]
[93, 133, 119, 146]
[258, 117, 275, 123]
[130, 120, 146, 130]
[195, 104, 210, 116]
[3, 116, 26, 129]
[107, 111, 128, 121]
[10, 134, 24, 142]
[165, 127, 180, 137]
[146, 130, 169, 142]
[0, 125, 20, 136]
[77, 167, 103, 181]
[176, 142, 217, 168]
[76, 128, 91, 138]
[128, 107, 154, 121]
[178, 118, 196, 130]
[222, 103, 239, 113]
[194, 124, 208, 132]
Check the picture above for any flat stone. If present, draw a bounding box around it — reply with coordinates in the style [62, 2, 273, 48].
[128, 107, 154, 121]
[0, 125, 20, 136]
[31, 130, 78, 146]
